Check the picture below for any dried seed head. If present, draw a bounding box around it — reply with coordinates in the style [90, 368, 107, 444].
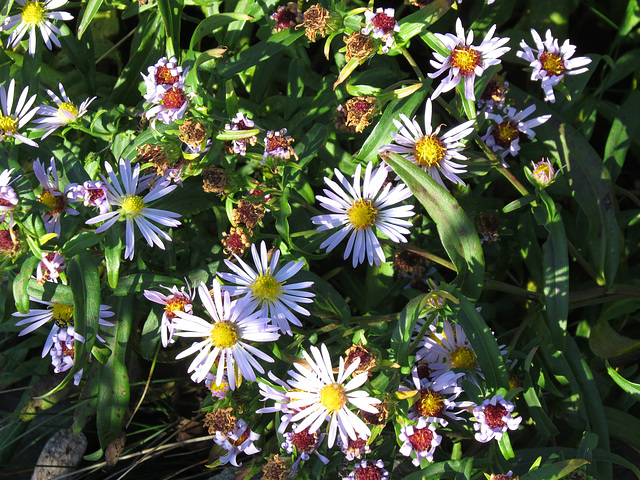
[179, 119, 208, 150]
[221, 226, 252, 256]
[477, 212, 499, 244]
[344, 32, 375, 62]
[344, 343, 378, 375]
[344, 96, 377, 133]
[233, 199, 265, 229]
[202, 166, 228, 194]
[300, 4, 331, 42]
[261, 454, 291, 480]
[203, 408, 237, 436]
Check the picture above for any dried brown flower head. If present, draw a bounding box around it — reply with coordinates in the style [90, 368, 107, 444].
[263, 129, 297, 162]
[481, 73, 509, 105]
[490, 474, 518, 480]
[300, 4, 331, 42]
[344, 343, 378, 375]
[203, 408, 237, 436]
[202, 166, 228, 194]
[261, 454, 291, 480]
[233, 199, 265, 229]
[393, 247, 425, 279]
[136, 144, 185, 182]
[477, 212, 500, 244]
[344, 32, 375, 62]
[270, 2, 303, 33]
[359, 397, 389, 427]
[334, 104, 355, 133]
[344, 96, 377, 133]
[0, 228, 20, 256]
[222, 226, 252, 256]
[179, 119, 208, 150]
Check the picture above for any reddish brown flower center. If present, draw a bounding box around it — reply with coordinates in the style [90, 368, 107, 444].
[164, 294, 190, 320]
[408, 426, 434, 451]
[273, 7, 298, 29]
[0, 198, 13, 207]
[266, 135, 289, 153]
[539, 51, 565, 76]
[416, 388, 444, 418]
[0, 230, 14, 253]
[233, 427, 251, 446]
[162, 87, 187, 109]
[484, 403, 507, 428]
[451, 46, 482, 76]
[154, 65, 179, 85]
[225, 233, 244, 251]
[371, 13, 396, 35]
[61, 341, 75, 358]
[491, 121, 520, 148]
[290, 428, 318, 453]
[87, 188, 105, 204]
[354, 464, 383, 480]
[351, 99, 373, 114]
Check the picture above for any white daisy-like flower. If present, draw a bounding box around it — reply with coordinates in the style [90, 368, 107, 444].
[311, 162, 414, 268]
[36, 250, 66, 284]
[214, 419, 261, 467]
[141, 56, 188, 102]
[85, 158, 181, 260]
[517, 29, 592, 103]
[282, 425, 329, 473]
[172, 280, 279, 388]
[0, 79, 39, 147]
[286, 343, 381, 448]
[0, 168, 20, 223]
[482, 104, 551, 162]
[473, 394, 522, 443]
[225, 112, 257, 157]
[361, 7, 400, 54]
[256, 371, 299, 434]
[33, 157, 79, 235]
[346, 460, 389, 480]
[398, 417, 442, 466]
[145, 86, 189, 127]
[217, 241, 315, 336]
[12, 298, 115, 358]
[143, 281, 195, 347]
[429, 18, 510, 101]
[0, 0, 73, 56]
[33, 84, 96, 139]
[379, 99, 476, 189]
[66, 180, 110, 214]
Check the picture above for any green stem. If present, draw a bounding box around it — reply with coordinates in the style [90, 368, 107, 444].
[495, 165, 530, 197]
[567, 240, 606, 286]
[483, 279, 540, 301]
[399, 46, 425, 81]
[397, 244, 456, 272]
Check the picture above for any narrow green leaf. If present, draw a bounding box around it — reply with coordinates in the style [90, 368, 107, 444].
[274, 186, 292, 247]
[293, 270, 351, 325]
[589, 319, 640, 358]
[593, 449, 640, 480]
[523, 373, 560, 438]
[604, 89, 640, 180]
[498, 431, 515, 459]
[382, 152, 485, 300]
[519, 459, 589, 480]
[396, 0, 451, 43]
[189, 13, 252, 49]
[77, 0, 104, 39]
[62, 231, 103, 258]
[13, 256, 39, 313]
[156, 0, 183, 58]
[105, 227, 122, 290]
[606, 360, 640, 399]
[604, 406, 640, 453]
[391, 293, 428, 367]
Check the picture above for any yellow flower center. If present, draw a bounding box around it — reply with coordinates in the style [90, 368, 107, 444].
[57, 102, 79, 122]
[164, 295, 189, 320]
[450, 46, 482, 76]
[251, 271, 283, 303]
[347, 199, 377, 230]
[0, 115, 18, 135]
[450, 345, 477, 369]
[417, 388, 444, 418]
[21, 1, 46, 24]
[414, 135, 446, 167]
[539, 51, 565, 76]
[50, 303, 74, 328]
[492, 120, 520, 148]
[320, 383, 347, 412]
[210, 321, 238, 349]
[39, 190, 66, 214]
[122, 195, 144, 216]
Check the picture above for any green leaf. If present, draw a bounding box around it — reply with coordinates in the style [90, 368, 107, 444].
[396, 0, 452, 43]
[62, 231, 103, 258]
[189, 13, 252, 49]
[13, 256, 39, 313]
[498, 431, 515, 459]
[382, 152, 485, 300]
[105, 226, 122, 290]
[604, 89, 640, 180]
[97, 295, 132, 451]
[589, 319, 640, 358]
[156, 0, 183, 58]
[77, 0, 104, 39]
[390, 293, 428, 367]
[519, 459, 589, 480]
[293, 270, 351, 325]
[606, 360, 640, 400]
[604, 406, 640, 453]
[27, 280, 74, 305]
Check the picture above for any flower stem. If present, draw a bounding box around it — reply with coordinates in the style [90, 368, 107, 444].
[399, 46, 425, 81]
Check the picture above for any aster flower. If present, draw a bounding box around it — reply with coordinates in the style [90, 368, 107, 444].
[12, 298, 115, 359]
[398, 418, 442, 466]
[0, 168, 20, 223]
[346, 460, 389, 480]
[172, 280, 279, 388]
[263, 128, 296, 163]
[256, 371, 298, 434]
[33, 84, 96, 139]
[286, 343, 381, 448]
[66, 180, 110, 214]
[204, 372, 230, 399]
[0, 79, 39, 147]
[0, 0, 73, 56]
[49, 325, 85, 385]
[379, 99, 476, 189]
[217, 241, 315, 336]
[517, 29, 592, 103]
[85, 158, 181, 260]
[282, 425, 329, 474]
[214, 419, 261, 467]
[225, 112, 257, 157]
[311, 162, 414, 267]
[529, 157, 561, 187]
[482, 104, 551, 162]
[337, 434, 371, 461]
[33, 157, 79, 235]
[141, 56, 188, 101]
[361, 8, 400, 54]
[145, 86, 190, 127]
[429, 18, 510, 101]
[473, 394, 522, 443]
[143, 281, 195, 347]
[36, 250, 66, 285]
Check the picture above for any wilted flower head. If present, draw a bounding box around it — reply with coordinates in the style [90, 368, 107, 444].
[221, 226, 252, 257]
[263, 128, 296, 163]
[517, 29, 592, 103]
[179, 119, 209, 154]
[34, 157, 79, 235]
[0, 227, 21, 256]
[202, 166, 228, 194]
[270, 2, 303, 33]
[232, 199, 265, 229]
[344, 32, 375, 62]
[361, 8, 399, 53]
[337, 435, 371, 461]
[301, 4, 331, 42]
[344, 96, 377, 133]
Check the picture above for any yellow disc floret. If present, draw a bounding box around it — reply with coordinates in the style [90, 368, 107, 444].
[320, 383, 347, 412]
[57, 102, 79, 122]
[210, 321, 238, 349]
[449, 345, 477, 369]
[347, 199, 377, 230]
[122, 195, 145, 216]
[539, 52, 565, 76]
[0, 116, 18, 135]
[414, 135, 446, 168]
[50, 303, 74, 327]
[492, 121, 520, 148]
[39, 190, 66, 214]
[416, 388, 444, 418]
[252, 270, 283, 303]
[21, 1, 46, 25]
[450, 46, 482, 76]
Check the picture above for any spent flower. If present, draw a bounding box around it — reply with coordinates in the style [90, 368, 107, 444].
[33, 157, 79, 235]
